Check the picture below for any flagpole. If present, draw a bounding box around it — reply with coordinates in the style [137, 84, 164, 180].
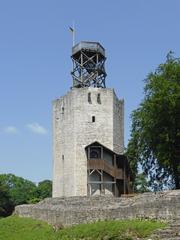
[72, 21, 75, 46]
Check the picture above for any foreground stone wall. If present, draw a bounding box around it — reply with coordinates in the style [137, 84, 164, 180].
[15, 190, 180, 227]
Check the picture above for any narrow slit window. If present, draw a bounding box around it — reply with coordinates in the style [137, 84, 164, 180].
[97, 93, 101, 104]
[62, 107, 64, 114]
[92, 116, 95, 122]
[88, 92, 92, 103]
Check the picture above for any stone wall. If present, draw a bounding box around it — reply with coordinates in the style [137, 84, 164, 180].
[15, 190, 180, 227]
[113, 92, 124, 154]
[52, 87, 124, 197]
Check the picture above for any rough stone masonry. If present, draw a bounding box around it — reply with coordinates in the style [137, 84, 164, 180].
[15, 190, 180, 227]
[52, 87, 124, 197]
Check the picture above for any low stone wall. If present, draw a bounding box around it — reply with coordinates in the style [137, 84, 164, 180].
[15, 190, 180, 227]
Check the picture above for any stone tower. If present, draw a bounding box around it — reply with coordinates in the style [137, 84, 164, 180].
[53, 42, 129, 198]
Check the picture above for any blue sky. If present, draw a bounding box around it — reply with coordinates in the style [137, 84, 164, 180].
[0, 0, 180, 183]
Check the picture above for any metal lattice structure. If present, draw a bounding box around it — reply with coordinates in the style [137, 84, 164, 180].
[71, 41, 107, 88]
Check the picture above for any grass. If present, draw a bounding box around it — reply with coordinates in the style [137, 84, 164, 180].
[0, 216, 167, 240]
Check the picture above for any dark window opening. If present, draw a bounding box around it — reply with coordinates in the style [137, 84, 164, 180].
[62, 155, 64, 161]
[97, 93, 101, 104]
[88, 93, 92, 103]
[90, 147, 101, 159]
[62, 107, 64, 114]
[92, 116, 95, 122]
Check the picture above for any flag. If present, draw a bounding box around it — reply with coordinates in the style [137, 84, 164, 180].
[69, 27, 74, 32]
[69, 25, 75, 46]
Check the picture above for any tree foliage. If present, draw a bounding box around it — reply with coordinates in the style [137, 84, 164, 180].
[0, 174, 52, 216]
[0, 174, 37, 206]
[127, 53, 180, 190]
[0, 179, 13, 216]
[36, 180, 52, 200]
[133, 173, 150, 193]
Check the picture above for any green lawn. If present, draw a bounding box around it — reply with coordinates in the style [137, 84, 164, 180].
[0, 216, 167, 240]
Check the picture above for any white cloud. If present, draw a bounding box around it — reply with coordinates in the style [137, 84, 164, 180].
[27, 122, 48, 135]
[4, 126, 19, 134]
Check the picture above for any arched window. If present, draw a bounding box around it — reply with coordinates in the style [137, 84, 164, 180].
[90, 147, 101, 159]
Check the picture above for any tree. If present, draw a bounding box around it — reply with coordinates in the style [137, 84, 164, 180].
[0, 174, 53, 216]
[127, 53, 180, 190]
[36, 180, 52, 200]
[0, 180, 13, 216]
[0, 174, 37, 206]
[133, 173, 150, 193]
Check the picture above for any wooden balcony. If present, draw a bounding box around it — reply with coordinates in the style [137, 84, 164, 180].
[87, 159, 123, 179]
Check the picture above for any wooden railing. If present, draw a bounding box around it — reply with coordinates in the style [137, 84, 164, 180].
[87, 159, 123, 179]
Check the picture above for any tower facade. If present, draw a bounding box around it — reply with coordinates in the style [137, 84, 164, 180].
[53, 42, 130, 197]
